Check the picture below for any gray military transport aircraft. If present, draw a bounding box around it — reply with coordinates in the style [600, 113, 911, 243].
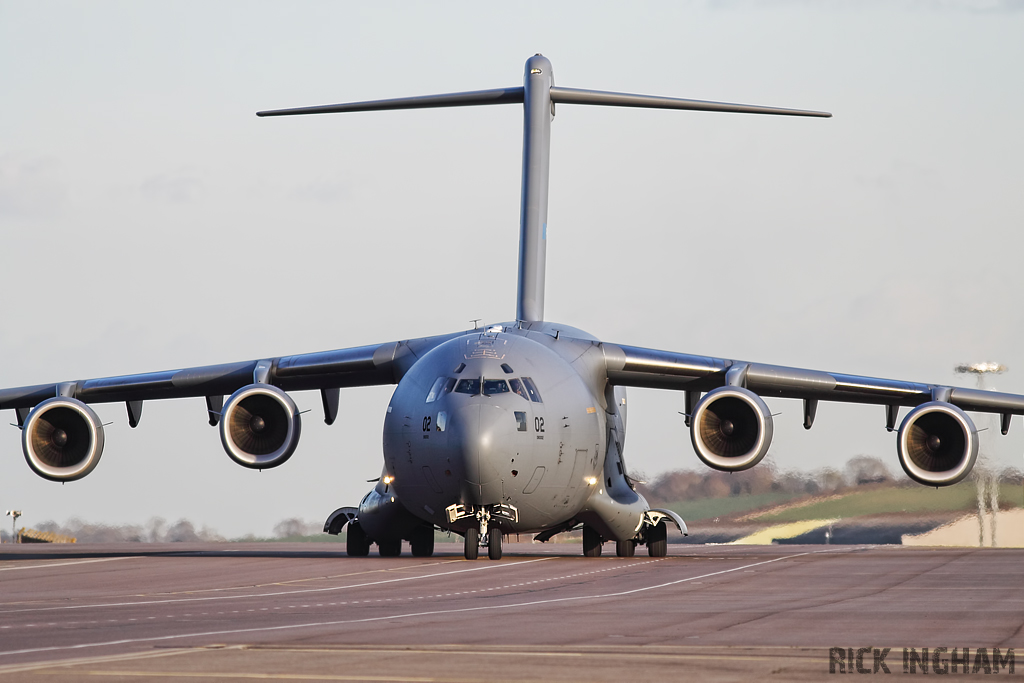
[4, 55, 1023, 560]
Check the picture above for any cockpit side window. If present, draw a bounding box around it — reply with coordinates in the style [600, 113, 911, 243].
[509, 378, 529, 401]
[425, 376, 446, 403]
[426, 377, 458, 402]
[521, 377, 543, 403]
[454, 378, 481, 395]
[483, 379, 510, 396]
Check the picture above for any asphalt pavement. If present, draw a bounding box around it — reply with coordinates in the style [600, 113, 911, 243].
[0, 542, 1021, 681]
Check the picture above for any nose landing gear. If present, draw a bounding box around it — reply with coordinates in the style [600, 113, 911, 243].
[461, 523, 501, 561]
[450, 504, 516, 560]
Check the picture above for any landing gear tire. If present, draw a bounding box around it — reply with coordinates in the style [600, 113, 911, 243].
[583, 525, 603, 557]
[464, 527, 479, 560]
[488, 527, 503, 561]
[616, 538, 636, 558]
[378, 537, 402, 557]
[647, 521, 667, 558]
[410, 525, 434, 558]
[346, 521, 370, 557]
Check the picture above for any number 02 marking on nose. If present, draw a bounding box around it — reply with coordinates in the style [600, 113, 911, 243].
[422, 416, 432, 431]
[534, 417, 545, 433]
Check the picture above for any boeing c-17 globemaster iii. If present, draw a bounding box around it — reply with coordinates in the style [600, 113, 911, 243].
[3, 55, 1022, 560]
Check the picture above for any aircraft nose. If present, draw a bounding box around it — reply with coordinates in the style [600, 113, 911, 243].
[449, 403, 513, 506]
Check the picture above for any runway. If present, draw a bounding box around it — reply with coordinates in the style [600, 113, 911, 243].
[1, 543, 1022, 681]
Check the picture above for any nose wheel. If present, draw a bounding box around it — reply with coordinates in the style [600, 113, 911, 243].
[463, 517, 503, 561]
[464, 527, 479, 560]
[488, 526, 503, 560]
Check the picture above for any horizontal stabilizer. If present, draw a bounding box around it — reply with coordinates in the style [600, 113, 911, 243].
[549, 86, 831, 118]
[257, 87, 524, 117]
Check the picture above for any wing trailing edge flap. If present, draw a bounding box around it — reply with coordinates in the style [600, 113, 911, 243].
[601, 342, 1024, 416]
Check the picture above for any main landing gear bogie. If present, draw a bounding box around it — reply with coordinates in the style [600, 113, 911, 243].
[410, 525, 434, 557]
[345, 521, 436, 558]
[647, 521, 668, 558]
[377, 537, 402, 557]
[582, 525, 603, 557]
[616, 538, 636, 557]
[346, 520, 370, 557]
[580, 523, 662, 558]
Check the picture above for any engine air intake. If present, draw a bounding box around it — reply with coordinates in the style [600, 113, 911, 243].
[220, 384, 301, 469]
[897, 401, 978, 486]
[690, 387, 773, 471]
[22, 398, 105, 482]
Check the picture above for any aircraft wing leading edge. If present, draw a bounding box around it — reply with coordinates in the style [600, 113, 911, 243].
[0, 332, 463, 415]
[601, 341, 1024, 415]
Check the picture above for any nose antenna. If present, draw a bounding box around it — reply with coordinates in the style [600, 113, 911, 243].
[258, 55, 830, 323]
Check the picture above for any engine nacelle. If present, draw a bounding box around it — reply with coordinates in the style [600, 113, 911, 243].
[220, 384, 301, 469]
[22, 398, 105, 482]
[690, 386, 773, 471]
[897, 401, 978, 486]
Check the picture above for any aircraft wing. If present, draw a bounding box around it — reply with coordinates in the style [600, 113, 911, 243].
[600, 342, 1024, 421]
[1, 331, 463, 427]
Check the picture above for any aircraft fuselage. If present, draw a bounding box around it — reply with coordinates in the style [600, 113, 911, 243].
[362, 322, 638, 540]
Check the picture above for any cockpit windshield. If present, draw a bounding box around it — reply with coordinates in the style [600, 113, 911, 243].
[454, 378, 481, 395]
[447, 376, 540, 402]
[483, 379, 510, 396]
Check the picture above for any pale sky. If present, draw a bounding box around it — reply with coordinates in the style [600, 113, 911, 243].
[2, 1, 1022, 537]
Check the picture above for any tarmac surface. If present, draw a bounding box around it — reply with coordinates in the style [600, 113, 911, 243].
[1, 542, 1022, 681]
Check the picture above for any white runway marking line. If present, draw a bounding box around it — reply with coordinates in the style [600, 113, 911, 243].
[0, 557, 133, 572]
[0, 550, 836, 659]
[0, 647, 197, 676]
[152, 558, 470, 598]
[0, 559, 667, 631]
[0, 557, 552, 615]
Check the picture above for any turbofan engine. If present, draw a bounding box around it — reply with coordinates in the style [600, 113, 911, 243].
[22, 398, 105, 482]
[897, 401, 978, 486]
[220, 384, 301, 469]
[690, 386, 773, 471]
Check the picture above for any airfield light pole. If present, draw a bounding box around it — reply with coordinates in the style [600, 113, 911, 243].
[954, 362, 1007, 547]
[6, 510, 22, 544]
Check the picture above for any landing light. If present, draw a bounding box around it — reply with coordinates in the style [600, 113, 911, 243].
[586, 477, 598, 486]
[383, 475, 394, 484]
